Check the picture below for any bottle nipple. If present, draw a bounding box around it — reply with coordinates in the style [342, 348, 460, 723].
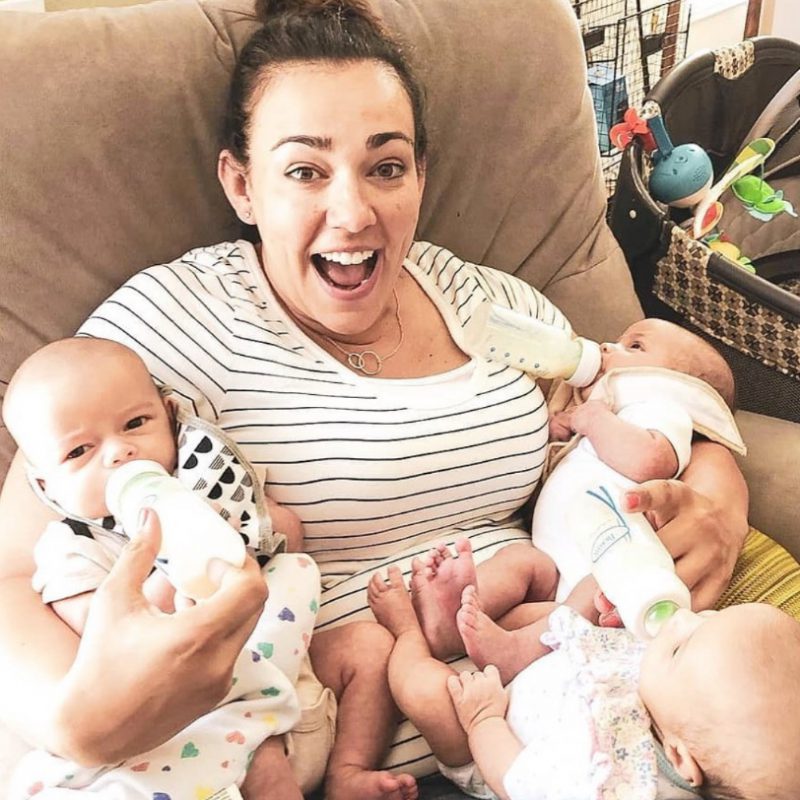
[565, 338, 602, 387]
[644, 600, 680, 637]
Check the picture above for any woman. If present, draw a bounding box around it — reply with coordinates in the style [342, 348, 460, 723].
[0, 0, 748, 796]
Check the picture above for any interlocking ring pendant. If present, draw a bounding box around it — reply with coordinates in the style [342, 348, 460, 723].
[347, 350, 383, 375]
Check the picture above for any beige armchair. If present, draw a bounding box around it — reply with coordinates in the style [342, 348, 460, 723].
[1, 0, 798, 795]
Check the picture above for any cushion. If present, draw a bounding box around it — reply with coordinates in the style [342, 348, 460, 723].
[717, 528, 800, 620]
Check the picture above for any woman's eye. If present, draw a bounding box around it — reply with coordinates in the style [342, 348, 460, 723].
[65, 445, 88, 460]
[126, 416, 147, 430]
[373, 161, 405, 179]
[286, 166, 320, 182]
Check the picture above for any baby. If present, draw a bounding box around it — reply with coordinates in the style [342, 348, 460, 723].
[369, 570, 800, 800]
[3, 337, 319, 799]
[405, 318, 746, 677]
[367, 318, 769, 797]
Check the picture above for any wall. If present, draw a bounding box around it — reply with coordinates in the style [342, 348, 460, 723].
[688, 0, 800, 56]
[762, 0, 800, 42]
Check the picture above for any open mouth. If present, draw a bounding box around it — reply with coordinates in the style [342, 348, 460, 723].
[312, 250, 378, 290]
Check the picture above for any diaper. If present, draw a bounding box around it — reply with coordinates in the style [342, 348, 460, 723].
[436, 760, 498, 800]
[285, 655, 338, 795]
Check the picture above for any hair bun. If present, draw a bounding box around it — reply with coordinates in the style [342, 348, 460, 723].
[255, 0, 372, 24]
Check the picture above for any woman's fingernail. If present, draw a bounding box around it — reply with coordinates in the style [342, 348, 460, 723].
[137, 507, 151, 529]
[625, 493, 640, 511]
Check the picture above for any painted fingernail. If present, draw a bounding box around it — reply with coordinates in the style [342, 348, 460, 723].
[137, 507, 151, 529]
[625, 493, 640, 510]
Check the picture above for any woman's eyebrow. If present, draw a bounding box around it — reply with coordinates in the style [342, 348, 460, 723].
[367, 131, 413, 149]
[272, 135, 332, 151]
[271, 132, 412, 151]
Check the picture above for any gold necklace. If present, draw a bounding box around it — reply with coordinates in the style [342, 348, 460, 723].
[322, 289, 404, 376]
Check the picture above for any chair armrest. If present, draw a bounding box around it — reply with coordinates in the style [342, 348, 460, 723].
[736, 410, 800, 560]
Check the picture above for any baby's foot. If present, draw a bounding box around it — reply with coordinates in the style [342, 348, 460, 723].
[327, 766, 418, 800]
[367, 566, 420, 638]
[410, 538, 476, 659]
[457, 585, 524, 685]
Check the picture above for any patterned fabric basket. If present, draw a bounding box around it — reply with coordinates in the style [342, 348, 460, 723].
[654, 226, 800, 380]
[610, 37, 800, 422]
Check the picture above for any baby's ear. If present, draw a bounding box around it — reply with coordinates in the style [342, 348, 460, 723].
[662, 734, 704, 790]
[161, 394, 179, 429]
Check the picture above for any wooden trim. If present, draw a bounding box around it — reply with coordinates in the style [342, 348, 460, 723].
[745, 0, 763, 37]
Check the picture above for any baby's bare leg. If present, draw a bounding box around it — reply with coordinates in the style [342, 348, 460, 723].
[410, 539, 477, 659]
[369, 567, 471, 768]
[460, 575, 602, 684]
[409, 539, 557, 659]
[241, 735, 302, 800]
[474, 542, 559, 620]
[310, 620, 418, 800]
[458, 585, 555, 684]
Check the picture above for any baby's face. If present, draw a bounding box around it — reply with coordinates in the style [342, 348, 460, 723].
[639, 603, 800, 796]
[639, 607, 726, 725]
[640, 603, 780, 737]
[22, 359, 176, 519]
[599, 319, 682, 375]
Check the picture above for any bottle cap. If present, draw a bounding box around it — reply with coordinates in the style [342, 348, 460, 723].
[566, 338, 602, 387]
[610, 567, 691, 639]
[105, 459, 169, 519]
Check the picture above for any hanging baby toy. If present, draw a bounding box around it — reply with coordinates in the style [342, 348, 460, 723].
[610, 108, 713, 209]
[645, 114, 714, 208]
[611, 109, 785, 239]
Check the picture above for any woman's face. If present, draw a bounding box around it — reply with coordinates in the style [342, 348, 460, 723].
[222, 60, 425, 339]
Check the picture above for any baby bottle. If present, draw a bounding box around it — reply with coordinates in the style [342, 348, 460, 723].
[569, 483, 691, 638]
[464, 302, 602, 387]
[106, 459, 247, 600]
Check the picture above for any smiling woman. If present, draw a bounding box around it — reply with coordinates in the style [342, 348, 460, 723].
[217, 59, 432, 372]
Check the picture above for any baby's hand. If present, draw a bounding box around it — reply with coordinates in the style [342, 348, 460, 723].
[594, 587, 622, 628]
[548, 411, 574, 442]
[446, 665, 508, 736]
[566, 399, 611, 436]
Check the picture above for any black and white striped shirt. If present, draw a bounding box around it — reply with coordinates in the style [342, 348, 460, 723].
[80, 239, 571, 775]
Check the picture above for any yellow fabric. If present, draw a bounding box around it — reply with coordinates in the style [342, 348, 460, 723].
[716, 528, 800, 621]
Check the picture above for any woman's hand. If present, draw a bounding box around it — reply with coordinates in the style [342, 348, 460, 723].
[55, 508, 267, 765]
[623, 441, 749, 612]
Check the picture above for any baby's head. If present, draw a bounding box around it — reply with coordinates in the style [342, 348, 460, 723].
[3, 338, 176, 519]
[597, 319, 735, 409]
[640, 603, 800, 800]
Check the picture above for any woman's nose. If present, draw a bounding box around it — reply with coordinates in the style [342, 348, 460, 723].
[326, 175, 377, 232]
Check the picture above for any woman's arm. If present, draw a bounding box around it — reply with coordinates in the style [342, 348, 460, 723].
[0, 452, 268, 765]
[0, 454, 80, 753]
[624, 440, 749, 611]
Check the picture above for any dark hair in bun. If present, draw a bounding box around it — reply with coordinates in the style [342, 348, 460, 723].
[223, 0, 427, 166]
